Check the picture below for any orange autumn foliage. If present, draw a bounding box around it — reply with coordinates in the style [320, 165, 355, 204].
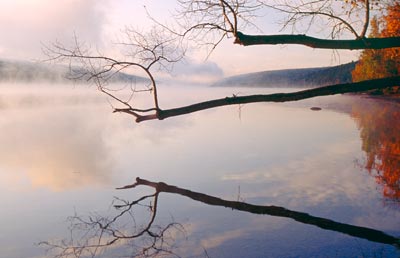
[381, 3, 400, 75]
[352, 3, 400, 94]
[352, 17, 389, 81]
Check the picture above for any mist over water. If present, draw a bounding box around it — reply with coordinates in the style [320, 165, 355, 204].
[0, 83, 399, 258]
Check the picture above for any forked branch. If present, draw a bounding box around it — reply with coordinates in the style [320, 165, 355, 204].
[176, 0, 400, 49]
[43, 29, 186, 119]
[44, 2, 400, 124]
[42, 177, 399, 257]
[40, 191, 184, 258]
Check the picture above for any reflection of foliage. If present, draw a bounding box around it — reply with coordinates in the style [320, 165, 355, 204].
[352, 99, 400, 201]
[42, 177, 399, 257]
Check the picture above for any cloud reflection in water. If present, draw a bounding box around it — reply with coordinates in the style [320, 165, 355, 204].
[0, 89, 114, 191]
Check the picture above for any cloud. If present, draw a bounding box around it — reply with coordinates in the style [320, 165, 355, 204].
[219, 137, 368, 208]
[200, 229, 246, 250]
[0, 0, 110, 60]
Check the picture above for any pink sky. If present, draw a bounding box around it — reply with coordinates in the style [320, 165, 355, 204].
[0, 0, 360, 79]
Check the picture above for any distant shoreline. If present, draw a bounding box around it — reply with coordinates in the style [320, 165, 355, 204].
[212, 62, 356, 88]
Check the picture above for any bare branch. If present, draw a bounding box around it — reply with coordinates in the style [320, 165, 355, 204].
[44, 27, 187, 115]
[172, 0, 262, 51]
[123, 177, 400, 247]
[260, 1, 361, 38]
[172, 0, 400, 50]
[43, 1, 400, 125]
[360, 0, 370, 38]
[234, 32, 400, 48]
[42, 176, 399, 257]
[113, 76, 400, 123]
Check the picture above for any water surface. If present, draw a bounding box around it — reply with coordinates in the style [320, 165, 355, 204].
[0, 84, 399, 257]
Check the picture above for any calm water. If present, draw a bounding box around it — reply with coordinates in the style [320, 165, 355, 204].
[0, 84, 399, 258]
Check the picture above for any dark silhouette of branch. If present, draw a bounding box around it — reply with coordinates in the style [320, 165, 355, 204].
[113, 76, 400, 123]
[360, 0, 370, 38]
[119, 177, 400, 247]
[42, 176, 399, 257]
[43, 29, 186, 121]
[45, 1, 400, 124]
[41, 176, 399, 257]
[234, 32, 400, 49]
[175, 1, 400, 50]
[46, 34, 400, 124]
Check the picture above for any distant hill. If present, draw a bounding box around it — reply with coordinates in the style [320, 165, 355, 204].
[0, 59, 148, 84]
[212, 62, 357, 88]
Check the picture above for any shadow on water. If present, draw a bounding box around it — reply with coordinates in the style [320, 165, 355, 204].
[42, 177, 400, 257]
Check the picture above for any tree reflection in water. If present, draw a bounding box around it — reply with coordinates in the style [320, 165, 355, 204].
[351, 98, 400, 202]
[42, 177, 400, 257]
[40, 187, 185, 258]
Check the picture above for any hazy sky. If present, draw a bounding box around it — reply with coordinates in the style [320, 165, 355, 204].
[0, 0, 360, 78]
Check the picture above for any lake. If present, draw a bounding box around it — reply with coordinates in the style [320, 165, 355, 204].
[0, 83, 399, 258]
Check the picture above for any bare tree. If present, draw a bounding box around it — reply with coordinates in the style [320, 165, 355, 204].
[174, 0, 400, 49]
[40, 2, 400, 256]
[44, 27, 185, 123]
[41, 177, 400, 257]
[45, 0, 400, 123]
[47, 35, 400, 123]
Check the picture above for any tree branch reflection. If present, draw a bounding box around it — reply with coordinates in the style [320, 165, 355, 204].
[43, 177, 399, 257]
[40, 190, 185, 258]
[119, 177, 399, 247]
